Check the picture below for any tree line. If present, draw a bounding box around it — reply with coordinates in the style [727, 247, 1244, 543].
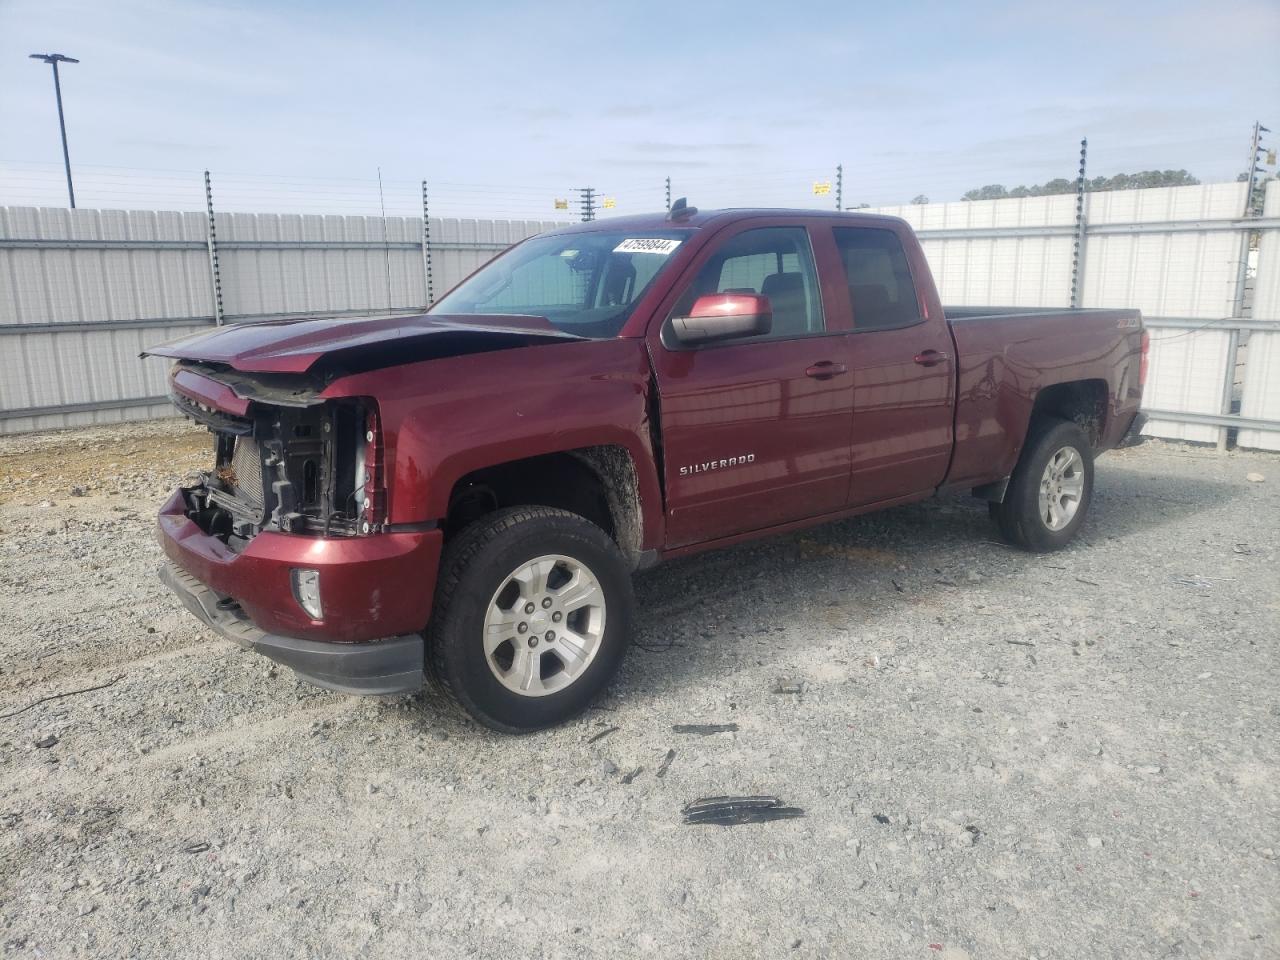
[958, 169, 1200, 202]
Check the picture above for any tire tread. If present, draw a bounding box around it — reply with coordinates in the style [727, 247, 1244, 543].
[991, 417, 1094, 553]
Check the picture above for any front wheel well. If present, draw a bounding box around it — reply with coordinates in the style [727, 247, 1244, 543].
[444, 446, 645, 568]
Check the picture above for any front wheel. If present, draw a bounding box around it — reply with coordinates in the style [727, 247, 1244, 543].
[990, 419, 1095, 552]
[427, 506, 634, 733]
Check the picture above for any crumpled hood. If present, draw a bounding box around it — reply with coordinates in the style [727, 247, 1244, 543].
[143, 312, 583, 374]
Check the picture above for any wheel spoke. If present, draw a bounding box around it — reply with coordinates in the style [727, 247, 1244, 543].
[509, 645, 544, 695]
[553, 629, 590, 673]
[513, 558, 554, 598]
[554, 571, 601, 613]
[1060, 474, 1084, 497]
[483, 610, 522, 655]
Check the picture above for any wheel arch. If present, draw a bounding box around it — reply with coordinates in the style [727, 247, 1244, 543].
[442, 444, 652, 570]
[1028, 378, 1109, 448]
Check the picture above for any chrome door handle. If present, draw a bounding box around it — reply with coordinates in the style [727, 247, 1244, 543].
[913, 350, 950, 367]
[805, 361, 847, 380]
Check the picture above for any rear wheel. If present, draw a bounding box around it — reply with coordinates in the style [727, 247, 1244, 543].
[990, 419, 1094, 552]
[427, 506, 633, 733]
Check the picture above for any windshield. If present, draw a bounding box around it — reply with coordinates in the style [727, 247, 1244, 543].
[429, 230, 691, 338]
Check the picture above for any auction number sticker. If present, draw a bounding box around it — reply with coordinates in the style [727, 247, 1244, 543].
[614, 238, 682, 255]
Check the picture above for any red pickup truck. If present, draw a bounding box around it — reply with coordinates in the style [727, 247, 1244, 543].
[148, 204, 1148, 731]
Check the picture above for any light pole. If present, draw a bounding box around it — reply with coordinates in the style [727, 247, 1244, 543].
[29, 52, 79, 208]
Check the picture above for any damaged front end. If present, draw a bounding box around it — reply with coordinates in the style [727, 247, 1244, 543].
[171, 363, 383, 548]
[153, 360, 437, 694]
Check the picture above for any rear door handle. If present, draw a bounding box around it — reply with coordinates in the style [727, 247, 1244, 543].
[913, 350, 950, 367]
[805, 361, 847, 380]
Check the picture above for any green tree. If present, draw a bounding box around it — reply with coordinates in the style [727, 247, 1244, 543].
[962, 184, 1010, 201]
[963, 169, 1199, 201]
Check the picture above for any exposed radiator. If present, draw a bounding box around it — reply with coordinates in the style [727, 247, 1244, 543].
[229, 437, 265, 509]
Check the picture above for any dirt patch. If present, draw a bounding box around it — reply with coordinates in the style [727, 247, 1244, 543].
[0, 418, 209, 506]
[794, 537, 901, 565]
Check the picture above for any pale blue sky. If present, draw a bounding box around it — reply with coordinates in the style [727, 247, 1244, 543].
[1, 0, 1277, 217]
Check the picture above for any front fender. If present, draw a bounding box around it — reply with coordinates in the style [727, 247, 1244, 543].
[324, 338, 665, 551]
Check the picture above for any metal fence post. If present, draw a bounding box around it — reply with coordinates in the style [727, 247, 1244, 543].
[1219, 127, 1265, 449]
[421, 180, 434, 307]
[836, 163, 843, 212]
[376, 167, 393, 312]
[203, 170, 224, 325]
[665, 176, 671, 212]
[577, 187, 596, 222]
[1070, 138, 1088, 308]
[1217, 320, 1243, 453]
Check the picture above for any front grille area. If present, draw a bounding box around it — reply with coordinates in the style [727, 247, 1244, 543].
[229, 437, 265, 510]
[175, 375, 371, 541]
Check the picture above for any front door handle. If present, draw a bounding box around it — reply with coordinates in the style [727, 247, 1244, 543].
[913, 350, 950, 367]
[805, 361, 847, 380]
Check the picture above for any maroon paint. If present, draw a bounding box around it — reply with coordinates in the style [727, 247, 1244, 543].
[158, 489, 441, 643]
[170, 366, 250, 416]
[641, 215, 856, 546]
[155, 208, 1144, 649]
[811, 221, 956, 506]
[945, 313, 1142, 487]
[320, 338, 664, 546]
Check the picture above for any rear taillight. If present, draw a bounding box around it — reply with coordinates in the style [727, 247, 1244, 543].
[360, 408, 385, 534]
[1139, 330, 1150, 387]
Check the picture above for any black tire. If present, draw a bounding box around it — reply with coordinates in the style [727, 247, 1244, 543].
[990, 418, 1095, 552]
[426, 506, 633, 733]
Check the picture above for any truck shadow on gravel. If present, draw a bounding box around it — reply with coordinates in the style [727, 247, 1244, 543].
[408, 461, 1238, 727]
[607, 462, 1240, 700]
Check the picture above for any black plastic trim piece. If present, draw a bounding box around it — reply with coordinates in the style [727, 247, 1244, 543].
[970, 477, 1011, 503]
[1117, 411, 1149, 448]
[170, 390, 253, 435]
[380, 520, 440, 533]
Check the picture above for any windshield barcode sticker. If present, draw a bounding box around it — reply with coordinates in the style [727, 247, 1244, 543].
[614, 238, 682, 256]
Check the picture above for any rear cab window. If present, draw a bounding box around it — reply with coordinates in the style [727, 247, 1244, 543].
[832, 227, 922, 331]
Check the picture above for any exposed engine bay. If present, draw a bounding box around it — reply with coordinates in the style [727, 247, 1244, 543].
[171, 365, 379, 548]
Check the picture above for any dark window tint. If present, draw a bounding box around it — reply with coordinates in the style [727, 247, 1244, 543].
[671, 227, 823, 339]
[832, 228, 921, 330]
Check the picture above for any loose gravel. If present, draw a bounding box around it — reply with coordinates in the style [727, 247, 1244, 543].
[1, 420, 1277, 959]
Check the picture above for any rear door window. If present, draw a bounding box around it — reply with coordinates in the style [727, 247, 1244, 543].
[832, 228, 922, 331]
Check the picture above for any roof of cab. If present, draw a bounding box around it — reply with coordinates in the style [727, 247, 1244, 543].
[547, 208, 909, 235]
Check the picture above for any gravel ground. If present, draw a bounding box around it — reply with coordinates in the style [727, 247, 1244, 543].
[1, 420, 1277, 960]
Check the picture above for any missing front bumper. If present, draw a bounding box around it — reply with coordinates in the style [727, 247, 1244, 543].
[159, 561, 424, 695]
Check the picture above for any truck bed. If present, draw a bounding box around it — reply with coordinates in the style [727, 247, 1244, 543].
[942, 305, 1145, 489]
